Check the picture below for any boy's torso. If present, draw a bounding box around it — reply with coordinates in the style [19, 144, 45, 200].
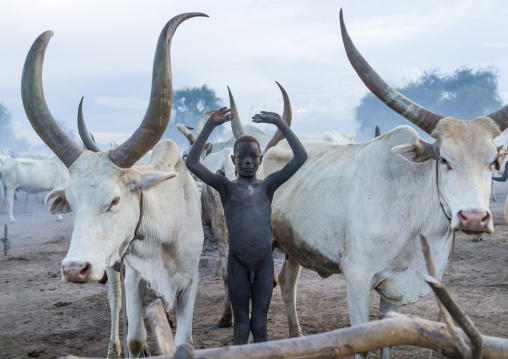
[220, 179, 273, 269]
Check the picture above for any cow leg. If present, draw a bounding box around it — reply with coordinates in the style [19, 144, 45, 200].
[124, 263, 148, 358]
[25, 193, 29, 211]
[214, 221, 232, 327]
[174, 273, 199, 346]
[379, 297, 399, 359]
[106, 267, 121, 358]
[5, 188, 15, 223]
[345, 273, 372, 359]
[278, 256, 303, 338]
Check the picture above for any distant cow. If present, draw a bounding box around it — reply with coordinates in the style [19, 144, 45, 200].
[0, 157, 69, 223]
[260, 11, 508, 359]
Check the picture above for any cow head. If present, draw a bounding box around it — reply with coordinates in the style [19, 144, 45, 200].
[341, 10, 508, 233]
[21, 13, 206, 282]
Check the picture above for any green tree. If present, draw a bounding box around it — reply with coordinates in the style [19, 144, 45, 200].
[355, 68, 503, 141]
[163, 84, 224, 148]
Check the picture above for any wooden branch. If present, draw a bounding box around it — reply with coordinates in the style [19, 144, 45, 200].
[425, 275, 484, 359]
[420, 234, 470, 357]
[145, 298, 176, 355]
[60, 313, 508, 359]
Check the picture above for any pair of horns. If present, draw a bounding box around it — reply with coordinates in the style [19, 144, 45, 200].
[340, 9, 508, 134]
[21, 12, 207, 169]
[228, 82, 292, 147]
[177, 82, 292, 151]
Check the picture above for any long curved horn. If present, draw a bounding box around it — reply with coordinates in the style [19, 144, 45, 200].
[340, 9, 443, 135]
[21, 31, 84, 168]
[177, 123, 196, 144]
[197, 110, 216, 136]
[227, 86, 246, 138]
[375, 126, 381, 138]
[485, 106, 508, 132]
[109, 12, 208, 168]
[264, 81, 292, 153]
[77, 97, 101, 152]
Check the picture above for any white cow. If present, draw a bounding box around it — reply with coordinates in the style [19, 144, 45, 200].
[260, 11, 508, 359]
[0, 157, 69, 223]
[0, 154, 11, 203]
[22, 13, 206, 358]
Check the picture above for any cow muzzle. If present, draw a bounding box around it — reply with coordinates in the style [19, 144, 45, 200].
[62, 261, 92, 283]
[457, 209, 490, 233]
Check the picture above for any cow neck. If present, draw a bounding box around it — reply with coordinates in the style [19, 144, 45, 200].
[115, 190, 145, 266]
[435, 160, 452, 222]
[133, 190, 145, 241]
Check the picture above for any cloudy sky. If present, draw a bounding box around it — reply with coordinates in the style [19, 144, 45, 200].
[1, 0, 508, 151]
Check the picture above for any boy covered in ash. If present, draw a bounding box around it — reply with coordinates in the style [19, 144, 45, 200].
[186, 107, 307, 345]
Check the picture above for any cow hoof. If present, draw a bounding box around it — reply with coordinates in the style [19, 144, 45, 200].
[218, 317, 233, 328]
[106, 344, 121, 359]
[8, 220, 15, 224]
[57, 218, 63, 222]
[140, 345, 151, 357]
[471, 237, 482, 242]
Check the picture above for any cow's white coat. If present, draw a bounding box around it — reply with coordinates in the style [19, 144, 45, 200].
[49, 140, 203, 356]
[262, 121, 504, 350]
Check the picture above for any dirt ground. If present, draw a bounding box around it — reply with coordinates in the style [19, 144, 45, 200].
[1, 183, 508, 359]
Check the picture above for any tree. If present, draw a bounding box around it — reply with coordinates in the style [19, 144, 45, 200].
[0, 102, 30, 154]
[163, 84, 224, 149]
[354, 67, 503, 141]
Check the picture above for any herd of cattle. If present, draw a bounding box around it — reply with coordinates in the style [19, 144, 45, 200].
[1, 9, 508, 359]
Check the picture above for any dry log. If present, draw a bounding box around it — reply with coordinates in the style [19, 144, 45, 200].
[420, 234, 471, 356]
[145, 298, 176, 355]
[420, 234, 484, 359]
[61, 312, 508, 359]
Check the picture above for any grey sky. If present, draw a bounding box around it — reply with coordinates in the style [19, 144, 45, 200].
[2, 0, 508, 151]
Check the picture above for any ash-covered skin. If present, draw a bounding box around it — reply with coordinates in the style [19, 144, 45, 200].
[186, 107, 307, 344]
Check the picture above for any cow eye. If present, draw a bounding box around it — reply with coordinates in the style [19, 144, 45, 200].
[107, 197, 120, 211]
[440, 157, 452, 170]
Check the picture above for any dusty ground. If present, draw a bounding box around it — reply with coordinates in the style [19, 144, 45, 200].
[1, 184, 508, 359]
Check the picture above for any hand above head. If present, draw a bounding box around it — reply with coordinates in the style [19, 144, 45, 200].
[252, 111, 283, 125]
[208, 107, 234, 127]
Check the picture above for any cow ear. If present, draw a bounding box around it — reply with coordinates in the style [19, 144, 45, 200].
[126, 169, 178, 191]
[495, 145, 508, 171]
[46, 189, 72, 214]
[391, 139, 440, 163]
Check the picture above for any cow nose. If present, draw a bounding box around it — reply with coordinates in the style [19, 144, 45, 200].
[62, 262, 92, 283]
[458, 210, 490, 231]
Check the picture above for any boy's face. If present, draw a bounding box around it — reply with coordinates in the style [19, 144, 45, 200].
[231, 142, 262, 177]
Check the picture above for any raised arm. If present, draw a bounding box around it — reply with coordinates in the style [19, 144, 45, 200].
[252, 111, 307, 192]
[186, 108, 233, 191]
[493, 161, 508, 182]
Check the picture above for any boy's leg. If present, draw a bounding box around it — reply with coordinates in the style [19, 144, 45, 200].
[228, 253, 251, 345]
[250, 254, 274, 343]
